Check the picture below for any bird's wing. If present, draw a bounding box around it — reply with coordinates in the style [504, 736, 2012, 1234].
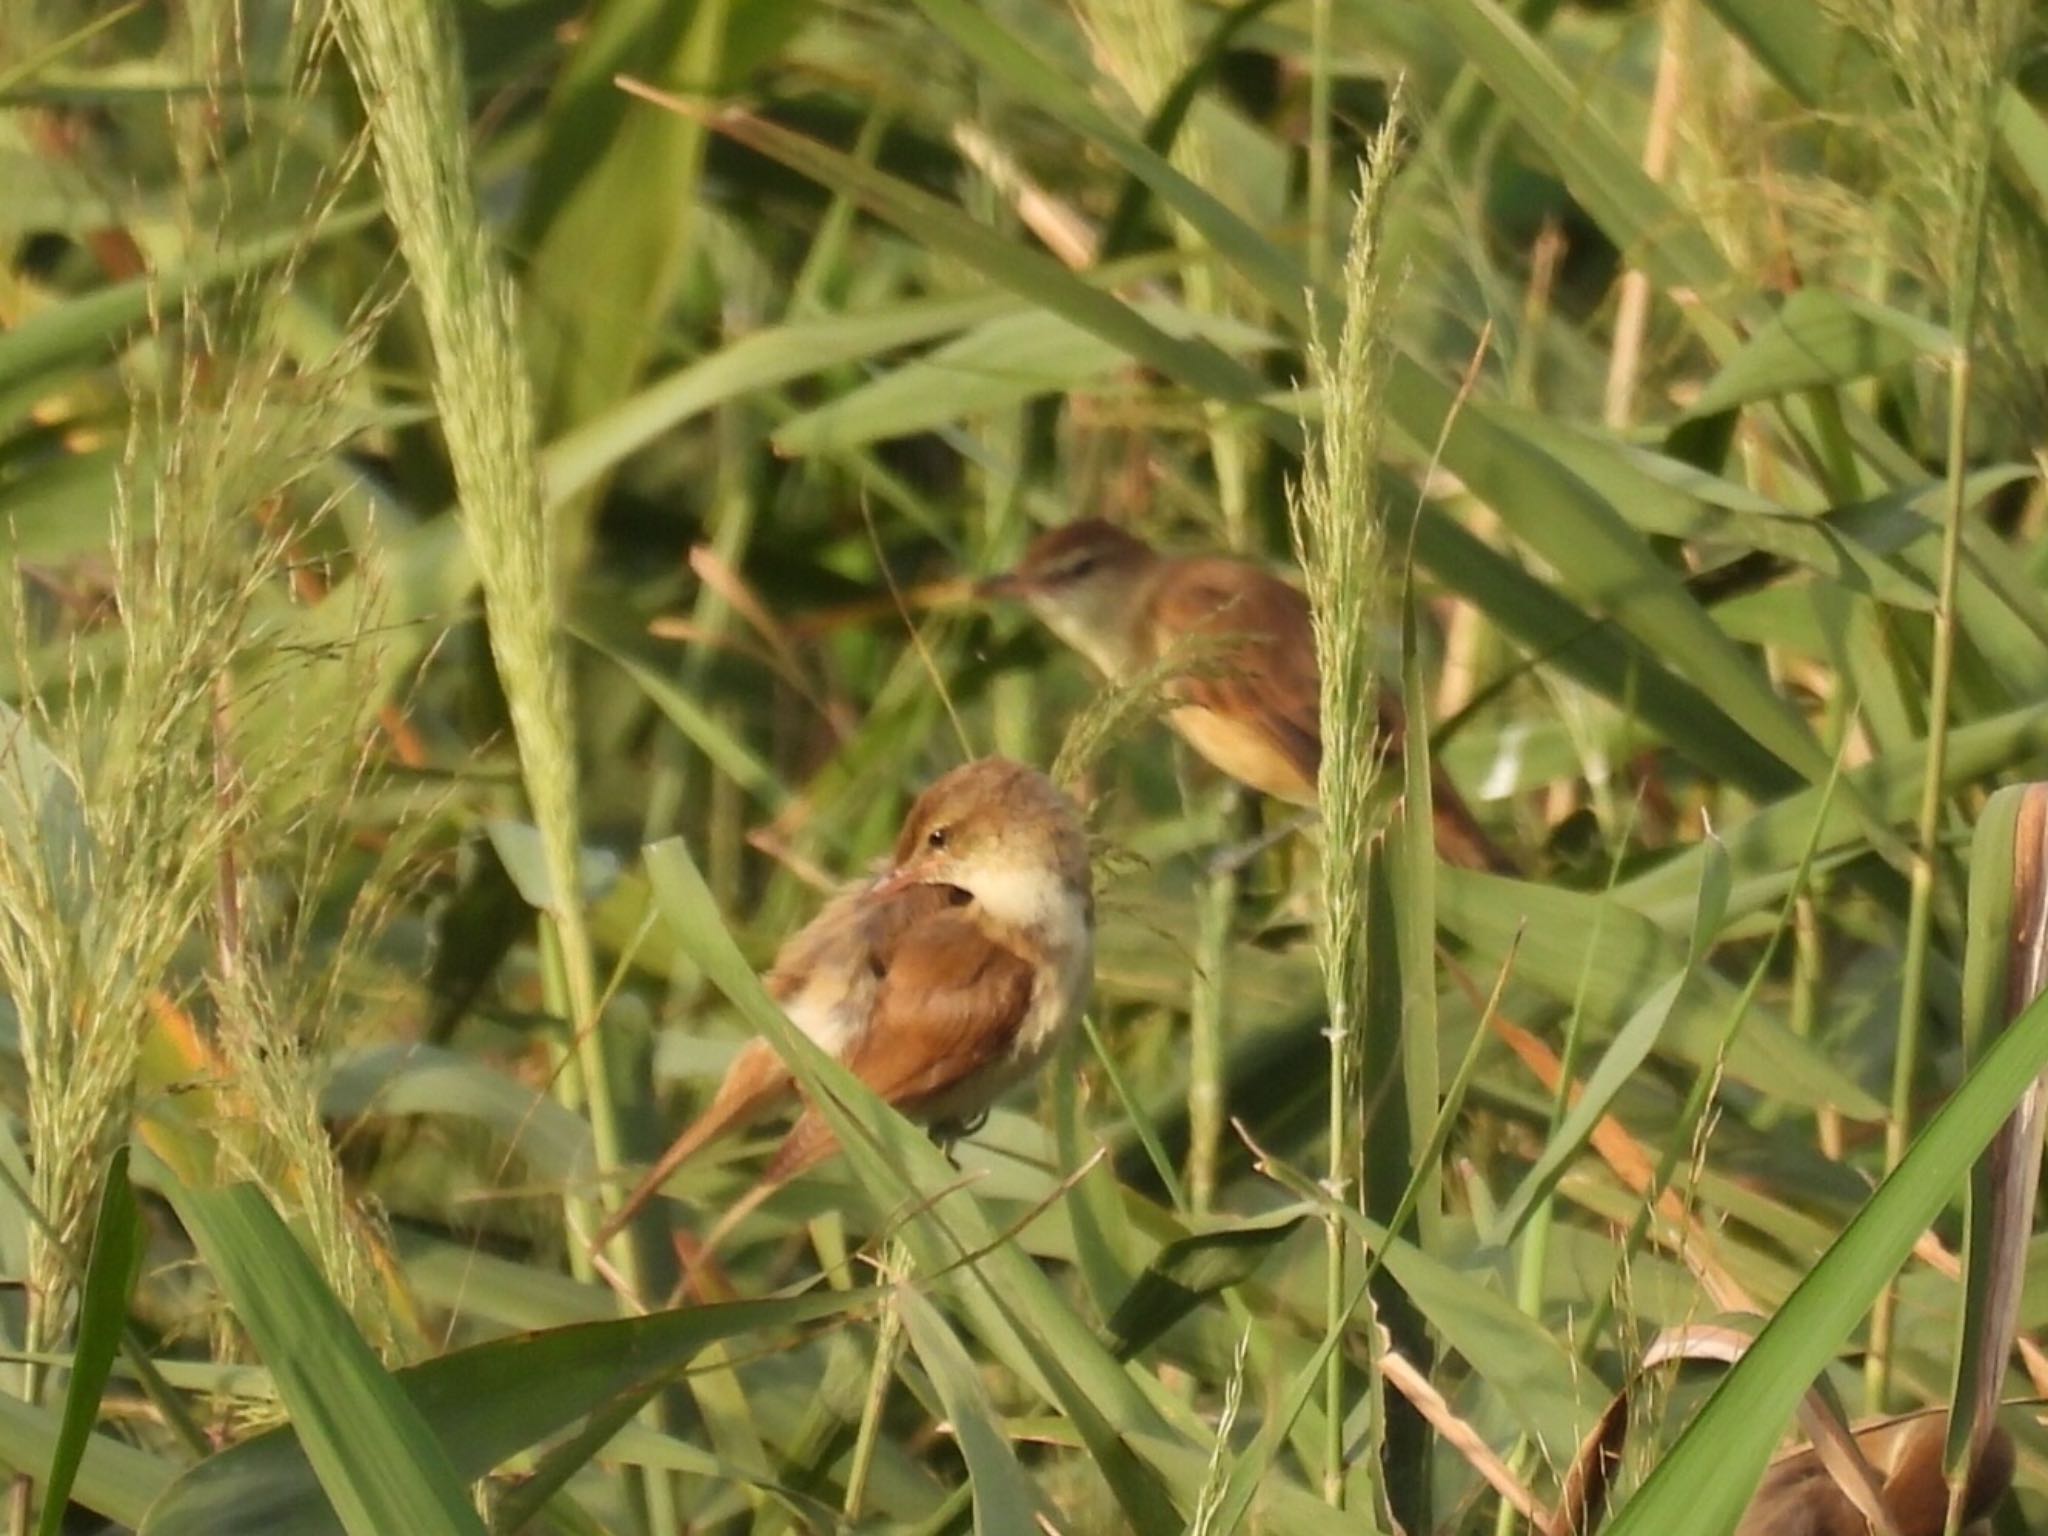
[765, 909, 1036, 1182]
[763, 880, 962, 1042]
[855, 910, 1037, 1104]
[600, 881, 967, 1241]
[1146, 558, 1323, 786]
[1149, 560, 1518, 868]
[1734, 1411, 2013, 1536]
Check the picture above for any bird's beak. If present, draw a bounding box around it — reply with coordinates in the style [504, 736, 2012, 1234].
[976, 568, 1029, 600]
[870, 862, 925, 898]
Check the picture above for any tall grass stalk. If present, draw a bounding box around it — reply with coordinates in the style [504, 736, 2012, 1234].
[1601, 0, 1684, 431]
[843, 1238, 911, 1519]
[325, 4, 673, 1523]
[1289, 107, 1402, 1508]
[324, 0, 627, 1261]
[1832, 0, 2028, 1408]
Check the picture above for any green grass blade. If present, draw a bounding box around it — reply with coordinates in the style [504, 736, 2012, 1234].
[140, 1285, 871, 1536]
[1104, 1209, 1308, 1361]
[1946, 784, 2044, 1483]
[572, 628, 792, 814]
[897, 1286, 1048, 1536]
[1437, 868, 1881, 1114]
[1618, 701, 2048, 927]
[36, 1146, 143, 1536]
[0, 209, 377, 401]
[901, 0, 1314, 326]
[1490, 836, 1730, 1241]
[1685, 290, 1951, 416]
[1403, 392, 1874, 831]
[1603, 978, 2048, 1535]
[1392, 498, 1798, 797]
[0, 1391, 171, 1531]
[1395, 580, 1442, 1253]
[156, 1180, 486, 1536]
[542, 290, 1021, 503]
[771, 303, 1278, 455]
[1424, 0, 1731, 315]
[1097, 0, 1289, 261]
[626, 87, 1299, 447]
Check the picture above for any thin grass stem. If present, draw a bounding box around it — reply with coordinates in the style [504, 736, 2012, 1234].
[1188, 828, 1235, 1214]
[844, 1248, 910, 1520]
[1290, 96, 1403, 1512]
[1874, 332, 1981, 1409]
[1306, 0, 1332, 286]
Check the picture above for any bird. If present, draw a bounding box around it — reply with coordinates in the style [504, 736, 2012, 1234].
[980, 517, 1512, 873]
[590, 757, 1095, 1255]
[1734, 1411, 2013, 1536]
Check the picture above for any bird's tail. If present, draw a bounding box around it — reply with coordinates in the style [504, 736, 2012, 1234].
[695, 1106, 842, 1259]
[588, 1041, 794, 1254]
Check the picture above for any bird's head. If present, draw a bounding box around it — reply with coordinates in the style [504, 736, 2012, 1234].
[979, 519, 1157, 673]
[876, 758, 1092, 935]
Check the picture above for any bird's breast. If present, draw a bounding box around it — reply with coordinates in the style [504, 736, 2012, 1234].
[1167, 703, 1317, 805]
[779, 970, 875, 1058]
[1013, 927, 1093, 1069]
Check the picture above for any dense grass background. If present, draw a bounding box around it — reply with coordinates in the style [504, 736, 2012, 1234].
[6, 0, 2048, 1531]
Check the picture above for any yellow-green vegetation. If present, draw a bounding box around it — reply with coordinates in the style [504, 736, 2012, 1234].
[5, 1, 2048, 1533]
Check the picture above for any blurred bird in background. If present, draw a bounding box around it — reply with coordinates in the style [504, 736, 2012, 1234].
[982, 518, 1511, 873]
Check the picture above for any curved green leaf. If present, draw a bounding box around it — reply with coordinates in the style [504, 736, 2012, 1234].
[141, 1282, 871, 1536]
[1605, 979, 2048, 1534]
[37, 1147, 143, 1536]
[157, 1180, 485, 1536]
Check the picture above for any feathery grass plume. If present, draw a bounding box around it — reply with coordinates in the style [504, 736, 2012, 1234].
[1826, 0, 2026, 315]
[0, 276, 334, 1384]
[324, 0, 629, 1265]
[203, 463, 421, 1358]
[110, 0, 421, 1361]
[1048, 633, 1234, 794]
[1288, 102, 1403, 1509]
[1186, 1330, 1251, 1536]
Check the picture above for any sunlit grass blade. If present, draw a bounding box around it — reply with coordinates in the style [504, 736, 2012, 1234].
[614, 80, 1298, 445]
[34, 1147, 142, 1536]
[158, 1179, 485, 1536]
[896, 1286, 1048, 1535]
[0, 1392, 170, 1532]
[1603, 979, 2048, 1534]
[1490, 836, 1729, 1241]
[139, 1276, 872, 1536]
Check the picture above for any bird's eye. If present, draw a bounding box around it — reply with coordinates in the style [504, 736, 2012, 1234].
[927, 827, 949, 850]
[1065, 555, 1099, 579]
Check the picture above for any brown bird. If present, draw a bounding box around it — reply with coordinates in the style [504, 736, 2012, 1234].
[592, 757, 1094, 1253]
[1735, 1411, 2013, 1536]
[981, 518, 1511, 873]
